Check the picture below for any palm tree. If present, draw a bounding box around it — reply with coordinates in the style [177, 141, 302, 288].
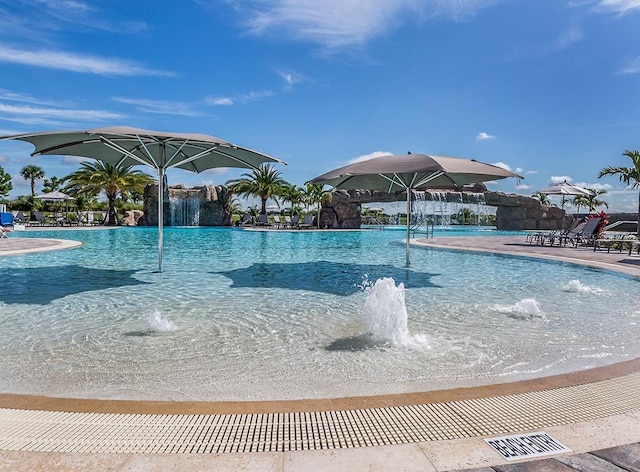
[64, 161, 154, 225]
[20, 164, 45, 196]
[42, 176, 65, 193]
[301, 183, 329, 228]
[599, 150, 640, 236]
[280, 183, 304, 215]
[531, 191, 551, 205]
[572, 194, 589, 218]
[584, 188, 608, 213]
[226, 164, 287, 215]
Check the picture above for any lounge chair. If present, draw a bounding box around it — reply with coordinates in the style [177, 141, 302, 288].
[299, 214, 314, 229]
[527, 222, 587, 246]
[562, 217, 601, 247]
[272, 214, 282, 228]
[290, 214, 300, 228]
[29, 210, 47, 226]
[238, 213, 252, 226]
[11, 211, 25, 224]
[255, 213, 272, 226]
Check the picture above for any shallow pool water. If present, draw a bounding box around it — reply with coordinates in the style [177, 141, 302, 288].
[0, 227, 638, 401]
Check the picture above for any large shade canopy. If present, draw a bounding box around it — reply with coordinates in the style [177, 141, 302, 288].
[2, 126, 285, 272]
[308, 153, 522, 266]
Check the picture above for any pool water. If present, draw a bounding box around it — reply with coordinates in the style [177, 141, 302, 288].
[0, 226, 638, 401]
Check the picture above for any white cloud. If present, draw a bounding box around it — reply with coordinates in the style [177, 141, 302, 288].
[277, 69, 308, 90]
[348, 151, 392, 164]
[592, 0, 640, 14]
[0, 44, 174, 77]
[234, 0, 499, 49]
[491, 161, 512, 171]
[207, 97, 234, 106]
[0, 102, 122, 121]
[617, 56, 640, 75]
[239, 90, 274, 103]
[550, 175, 573, 184]
[555, 23, 583, 49]
[476, 131, 496, 141]
[516, 183, 531, 190]
[111, 97, 206, 117]
[205, 90, 273, 106]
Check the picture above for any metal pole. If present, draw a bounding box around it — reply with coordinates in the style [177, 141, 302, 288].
[156, 167, 164, 273]
[405, 188, 411, 267]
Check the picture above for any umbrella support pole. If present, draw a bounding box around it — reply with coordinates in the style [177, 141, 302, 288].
[405, 188, 411, 267]
[155, 167, 165, 273]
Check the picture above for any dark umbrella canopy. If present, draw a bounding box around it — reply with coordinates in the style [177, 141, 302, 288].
[308, 153, 522, 266]
[2, 126, 285, 272]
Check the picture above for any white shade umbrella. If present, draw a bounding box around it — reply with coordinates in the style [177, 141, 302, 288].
[537, 181, 594, 228]
[537, 181, 593, 202]
[2, 126, 285, 272]
[35, 191, 75, 220]
[34, 191, 74, 201]
[308, 153, 522, 266]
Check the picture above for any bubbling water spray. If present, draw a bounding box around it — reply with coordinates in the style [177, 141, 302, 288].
[144, 312, 178, 332]
[565, 279, 605, 294]
[364, 277, 411, 346]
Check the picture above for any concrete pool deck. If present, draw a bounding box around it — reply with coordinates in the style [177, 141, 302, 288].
[1, 232, 639, 471]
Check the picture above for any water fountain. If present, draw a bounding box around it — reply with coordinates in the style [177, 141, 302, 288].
[142, 184, 232, 226]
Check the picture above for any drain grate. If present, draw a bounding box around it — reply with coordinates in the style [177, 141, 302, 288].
[1, 373, 640, 454]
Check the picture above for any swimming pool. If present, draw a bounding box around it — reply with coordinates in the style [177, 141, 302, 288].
[1, 227, 638, 401]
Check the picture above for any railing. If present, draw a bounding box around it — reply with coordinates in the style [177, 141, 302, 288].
[604, 220, 638, 232]
[410, 218, 435, 238]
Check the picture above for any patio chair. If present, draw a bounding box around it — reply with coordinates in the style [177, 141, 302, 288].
[538, 220, 585, 246]
[239, 213, 252, 226]
[255, 213, 272, 226]
[290, 214, 300, 228]
[563, 217, 601, 247]
[11, 211, 26, 224]
[299, 214, 314, 229]
[30, 210, 47, 226]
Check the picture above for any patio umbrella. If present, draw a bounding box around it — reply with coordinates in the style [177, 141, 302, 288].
[537, 180, 593, 206]
[537, 181, 593, 228]
[35, 190, 75, 223]
[2, 126, 285, 272]
[34, 190, 74, 201]
[308, 153, 522, 266]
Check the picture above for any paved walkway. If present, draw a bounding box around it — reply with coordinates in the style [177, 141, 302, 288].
[1, 233, 639, 471]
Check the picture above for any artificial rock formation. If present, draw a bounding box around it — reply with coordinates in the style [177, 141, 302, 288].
[141, 184, 232, 226]
[319, 189, 565, 231]
[121, 210, 144, 226]
[484, 191, 565, 230]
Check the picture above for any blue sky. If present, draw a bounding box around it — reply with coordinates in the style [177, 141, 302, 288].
[0, 0, 639, 212]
